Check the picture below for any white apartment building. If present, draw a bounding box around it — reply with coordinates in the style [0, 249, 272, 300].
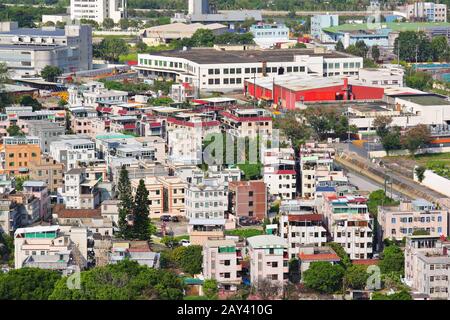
[14, 225, 88, 273]
[70, 0, 127, 24]
[175, 166, 241, 192]
[166, 115, 221, 165]
[262, 147, 296, 200]
[50, 136, 96, 170]
[135, 46, 363, 92]
[68, 81, 128, 107]
[279, 199, 328, 259]
[403, 2, 447, 22]
[247, 235, 288, 291]
[60, 168, 100, 209]
[186, 178, 227, 245]
[203, 239, 243, 291]
[356, 66, 404, 87]
[321, 194, 374, 260]
[0, 22, 92, 78]
[405, 235, 450, 299]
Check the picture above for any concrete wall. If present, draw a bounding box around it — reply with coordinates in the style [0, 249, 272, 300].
[414, 168, 450, 198]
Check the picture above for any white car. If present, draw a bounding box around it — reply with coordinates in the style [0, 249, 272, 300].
[180, 239, 191, 247]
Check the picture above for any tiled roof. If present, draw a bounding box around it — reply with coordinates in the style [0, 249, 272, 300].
[298, 253, 340, 262]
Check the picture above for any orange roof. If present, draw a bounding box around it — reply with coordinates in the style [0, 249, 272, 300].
[352, 259, 379, 266]
[299, 253, 340, 262]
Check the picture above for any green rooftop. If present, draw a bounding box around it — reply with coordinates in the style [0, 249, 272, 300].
[95, 133, 135, 140]
[323, 22, 450, 33]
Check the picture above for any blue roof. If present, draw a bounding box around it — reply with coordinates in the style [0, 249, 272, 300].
[316, 186, 336, 192]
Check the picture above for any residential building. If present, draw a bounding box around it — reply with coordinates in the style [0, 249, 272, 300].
[101, 199, 119, 225]
[186, 178, 227, 245]
[405, 235, 450, 299]
[357, 66, 404, 87]
[109, 240, 160, 268]
[378, 199, 448, 244]
[135, 47, 363, 92]
[0, 22, 92, 78]
[0, 199, 18, 234]
[14, 225, 88, 273]
[202, 238, 243, 291]
[70, 0, 127, 24]
[403, 2, 447, 22]
[22, 181, 50, 220]
[29, 155, 64, 197]
[228, 180, 267, 221]
[298, 245, 341, 276]
[279, 199, 328, 259]
[0, 136, 41, 176]
[50, 136, 96, 170]
[246, 235, 288, 290]
[321, 194, 374, 260]
[220, 108, 273, 139]
[68, 81, 128, 107]
[262, 147, 296, 200]
[311, 14, 339, 43]
[26, 120, 65, 154]
[61, 168, 100, 209]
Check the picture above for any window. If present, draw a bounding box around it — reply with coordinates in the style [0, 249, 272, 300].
[391, 218, 396, 224]
[208, 69, 214, 75]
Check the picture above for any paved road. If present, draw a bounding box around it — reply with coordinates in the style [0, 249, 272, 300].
[346, 171, 403, 200]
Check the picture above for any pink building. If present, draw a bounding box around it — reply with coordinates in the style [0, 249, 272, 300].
[22, 180, 50, 220]
[378, 199, 448, 245]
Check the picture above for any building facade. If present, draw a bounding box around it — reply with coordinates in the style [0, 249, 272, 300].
[70, 0, 127, 24]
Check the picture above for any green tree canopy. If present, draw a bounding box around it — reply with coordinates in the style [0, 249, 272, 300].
[102, 17, 115, 30]
[49, 260, 184, 300]
[131, 179, 152, 241]
[344, 264, 369, 290]
[41, 65, 62, 82]
[19, 95, 42, 111]
[117, 165, 133, 239]
[6, 124, 25, 137]
[172, 245, 203, 275]
[0, 268, 61, 300]
[203, 279, 218, 300]
[379, 244, 404, 276]
[303, 261, 345, 294]
[401, 124, 431, 156]
[98, 38, 129, 62]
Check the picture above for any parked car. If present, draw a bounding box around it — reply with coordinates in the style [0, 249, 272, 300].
[160, 215, 171, 222]
[180, 239, 191, 247]
[170, 216, 180, 222]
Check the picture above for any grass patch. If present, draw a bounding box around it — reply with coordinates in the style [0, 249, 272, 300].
[225, 228, 264, 238]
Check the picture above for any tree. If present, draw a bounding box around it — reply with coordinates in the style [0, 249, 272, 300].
[373, 116, 392, 138]
[19, 95, 42, 111]
[191, 29, 216, 47]
[0, 62, 11, 110]
[367, 190, 398, 216]
[14, 175, 29, 191]
[379, 244, 404, 276]
[274, 111, 310, 149]
[372, 289, 412, 300]
[98, 38, 129, 62]
[135, 41, 148, 53]
[394, 31, 433, 62]
[203, 279, 218, 300]
[41, 65, 63, 82]
[131, 179, 152, 241]
[119, 18, 130, 30]
[80, 19, 99, 29]
[431, 36, 449, 62]
[6, 124, 24, 137]
[415, 166, 426, 183]
[102, 17, 115, 30]
[49, 260, 184, 300]
[344, 265, 369, 290]
[288, 258, 301, 284]
[117, 166, 133, 239]
[371, 45, 380, 61]
[251, 278, 282, 300]
[161, 236, 179, 249]
[405, 71, 433, 91]
[401, 124, 431, 156]
[327, 242, 351, 268]
[335, 39, 345, 52]
[0, 268, 61, 300]
[303, 261, 345, 294]
[380, 126, 402, 155]
[172, 245, 203, 275]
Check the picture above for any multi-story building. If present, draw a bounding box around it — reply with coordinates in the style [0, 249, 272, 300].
[68, 82, 128, 107]
[50, 136, 96, 170]
[250, 23, 293, 48]
[0, 199, 18, 234]
[70, 0, 127, 24]
[22, 181, 50, 220]
[186, 178, 227, 245]
[405, 235, 450, 299]
[228, 180, 267, 221]
[378, 199, 449, 245]
[246, 235, 288, 291]
[26, 120, 65, 154]
[61, 168, 100, 210]
[202, 239, 243, 291]
[29, 155, 65, 196]
[0, 22, 92, 78]
[135, 46, 363, 92]
[403, 2, 447, 22]
[14, 225, 88, 273]
[311, 14, 339, 43]
[0, 136, 41, 175]
[220, 108, 273, 139]
[262, 147, 296, 200]
[167, 114, 221, 165]
[321, 194, 374, 260]
[279, 199, 328, 259]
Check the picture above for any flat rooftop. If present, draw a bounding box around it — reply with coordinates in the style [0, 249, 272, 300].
[323, 22, 450, 33]
[398, 94, 450, 106]
[144, 48, 357, 64]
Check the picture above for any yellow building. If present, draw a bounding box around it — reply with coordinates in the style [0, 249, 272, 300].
[1, 136, 41, 175]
